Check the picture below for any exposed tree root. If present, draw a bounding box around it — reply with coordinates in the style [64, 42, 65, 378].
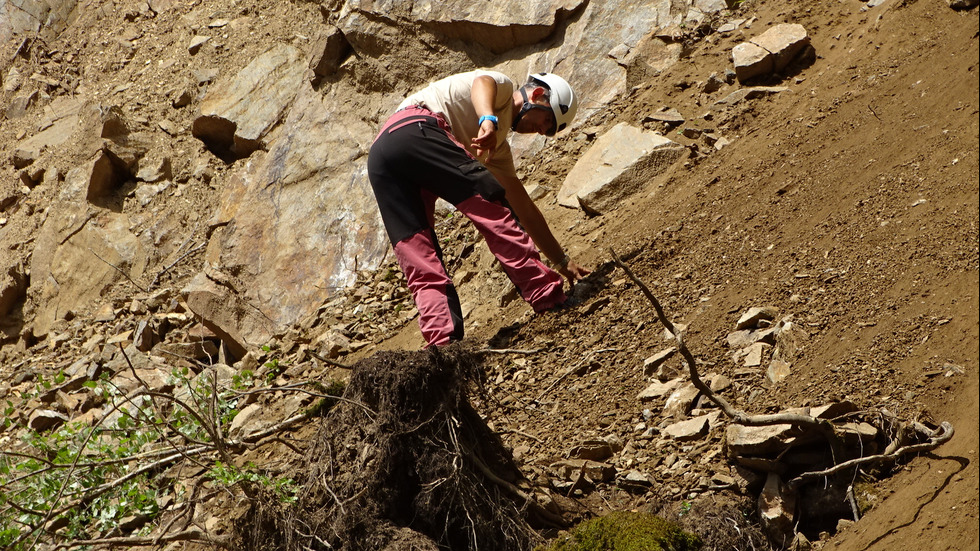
[234, 344, 563, 551]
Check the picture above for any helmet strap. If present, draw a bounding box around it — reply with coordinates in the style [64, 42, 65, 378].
[511, 87, 534, 132]
[511, 87, 554, 134]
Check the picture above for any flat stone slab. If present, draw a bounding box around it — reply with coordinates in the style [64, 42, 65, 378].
[558, 123, 686, 215]
[732, 23, 810, 82]
[663, 413, 714, 441]
[726, 423, 797, 455]
[637, 378, 683, 401]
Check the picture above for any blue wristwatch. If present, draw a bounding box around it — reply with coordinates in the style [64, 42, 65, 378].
[478, 115, 499, 129]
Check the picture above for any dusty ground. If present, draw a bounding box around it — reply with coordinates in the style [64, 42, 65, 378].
[1, 0, 977, 549]
[381, 1, 980, 549]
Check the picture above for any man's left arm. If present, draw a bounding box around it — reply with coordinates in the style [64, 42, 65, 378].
[491, 169, 591, 284]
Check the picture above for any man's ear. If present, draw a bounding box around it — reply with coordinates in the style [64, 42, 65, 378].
[529, 86, 548, 103]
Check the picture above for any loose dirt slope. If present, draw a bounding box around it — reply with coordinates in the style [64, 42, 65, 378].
[450, 1, 979, 549]
[1, 0, 977, 549]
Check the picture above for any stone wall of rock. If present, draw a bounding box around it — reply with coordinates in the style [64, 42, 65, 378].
[0, 0, 78, 43]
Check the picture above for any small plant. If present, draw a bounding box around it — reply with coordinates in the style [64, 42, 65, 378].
[0, 415, 162, 549]
[539, 511, 702, 551]
[232, 369, 255, 391]
[208, 461, 298, 504]
[0, 342, 329, 549]
[0, 368, 242, 549]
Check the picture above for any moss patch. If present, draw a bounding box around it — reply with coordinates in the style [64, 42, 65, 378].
[540, 511, 702, 551]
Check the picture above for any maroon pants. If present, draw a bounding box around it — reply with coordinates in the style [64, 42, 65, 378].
[367, 106, 565, 346]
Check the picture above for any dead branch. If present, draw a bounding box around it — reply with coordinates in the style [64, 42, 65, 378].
[610, 249, 955, 492]
[87, 247, 148, 293]
[610, 249, 832, 429]
[235, 411, 311, 444]
[150, 240, 206, 289]
[463, 443, 566, 529]
[499, 428, 545, 444]
[55, 444, 211, 506]
[534, 348, 619, 403]
[51, 528, 231, 550]
[118, 342, 150, 388]
[787, 421, 954, 490]
[478, 348, 544, 355]
[308, 349, 352, 369]
[231, 383, 377, 418]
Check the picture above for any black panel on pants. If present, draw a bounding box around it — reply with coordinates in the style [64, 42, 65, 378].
[367, 116, 507, 245]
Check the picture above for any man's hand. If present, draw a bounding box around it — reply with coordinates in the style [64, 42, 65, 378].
[559, 259, 591, 285]
[471, 120, 497, 161]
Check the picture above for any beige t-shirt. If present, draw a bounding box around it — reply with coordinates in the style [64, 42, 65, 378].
[397, 70, 518, 180]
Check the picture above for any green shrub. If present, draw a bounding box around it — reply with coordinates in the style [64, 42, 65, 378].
[540, 511, 702, 551]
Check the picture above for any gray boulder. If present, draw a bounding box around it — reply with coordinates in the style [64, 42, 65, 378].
[193, 44, 307, 160]
[558, 123, 686, 214]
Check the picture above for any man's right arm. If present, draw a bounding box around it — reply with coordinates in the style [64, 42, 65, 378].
[470, 75, 500, 161]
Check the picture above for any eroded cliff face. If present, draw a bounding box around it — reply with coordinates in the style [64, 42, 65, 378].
[0, 0, 79, 43]
[0, 0, 718, 348]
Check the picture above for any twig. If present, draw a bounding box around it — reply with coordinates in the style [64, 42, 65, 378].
[478, 348, 543, 355]
[846, 484, 860, 522]
[319, 472, 346, 515]
[499, 428, 544, 444]
[235, 411, 311, 444]
[308, 350, 351, 369]
[87, 247, 148, 293]
[1, 443, 209, 486]
[534, 348, 619, 403]
[231, 383, 376, 418]
[118, 342, 150, 389]
[261, 436, 305, 456]
[463, 444, 566, 528]
[150, 240, 206, 289]
[51, 528, 231, 550]
[787, 422, 954, 489]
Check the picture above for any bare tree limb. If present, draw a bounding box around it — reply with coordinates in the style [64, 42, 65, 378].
[463, 443, 565, 529]
[231, 383, 377, 418]
[308, 350, 351, 369]
[51, 528, 232, 550]
[788, 422, 954, 489]
[534, 348, 619, 403]
[87, 247, 148, 293]
[478, 348, 544, 355]
[150, 240, 206, 289]
[610, 248, 955, 492]
[610, 249, 833, 427]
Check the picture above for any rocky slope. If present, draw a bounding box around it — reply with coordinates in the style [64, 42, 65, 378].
[1, 0, 977, 549]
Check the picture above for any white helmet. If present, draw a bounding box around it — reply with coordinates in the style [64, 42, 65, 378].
[512, 72, 578, 136]
[529, 72, 577, 135]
